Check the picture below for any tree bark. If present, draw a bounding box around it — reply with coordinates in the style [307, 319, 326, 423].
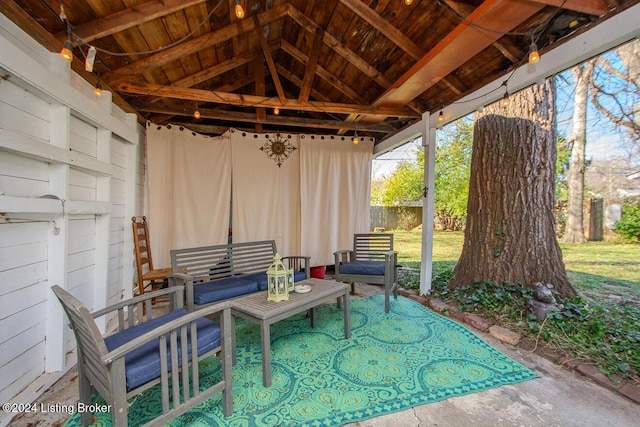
[451, 81, 576, 298]
[563, 62, 594, 243]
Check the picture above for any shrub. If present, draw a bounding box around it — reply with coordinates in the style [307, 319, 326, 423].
[614, 200, 640, 242]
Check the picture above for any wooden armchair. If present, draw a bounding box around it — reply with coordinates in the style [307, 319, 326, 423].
[52, 283, 233, 427]
[334, 233, 399, 313]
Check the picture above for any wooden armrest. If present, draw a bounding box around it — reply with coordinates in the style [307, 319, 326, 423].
[91, 286, 185, 320]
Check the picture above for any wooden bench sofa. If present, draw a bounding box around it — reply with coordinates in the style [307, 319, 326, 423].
[169, 240, 310, 310]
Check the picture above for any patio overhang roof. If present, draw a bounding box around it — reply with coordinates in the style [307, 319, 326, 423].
[2, 0, 638, 147]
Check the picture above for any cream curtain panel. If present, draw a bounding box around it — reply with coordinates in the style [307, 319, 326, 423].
[146, 124, 231, 268]
[230, 130, 301, 256]
[300, 136, 373, 266]
[146, 126, 372, 268]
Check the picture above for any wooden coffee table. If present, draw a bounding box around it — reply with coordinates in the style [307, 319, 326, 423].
[230, 278, 350, 387]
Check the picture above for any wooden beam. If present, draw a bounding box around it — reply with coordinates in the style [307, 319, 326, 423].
[373, 0, 545, 110]
[108, 4, 288, 77]
[285, 4, 423, 114]
[528, 0, 610, 16]
[54, 0, 207, 43]
[113, 80, 421, 117]
[134, 103, 395, 132]
[254, 16, 286, 103]
[178, 123, 230, 135]
[275, 64, 333, 103]
[339, 0, 426, 61]
[255, 49, 266, 132]
[281, 40, 366, 104]
[298, 27, 324, 103]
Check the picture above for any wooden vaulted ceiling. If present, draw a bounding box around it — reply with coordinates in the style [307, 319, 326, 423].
[2, 0, 638, 144]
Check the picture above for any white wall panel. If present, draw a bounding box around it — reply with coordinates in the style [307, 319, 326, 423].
[0, 79, 49, 141]
[0, 151, 49, 197]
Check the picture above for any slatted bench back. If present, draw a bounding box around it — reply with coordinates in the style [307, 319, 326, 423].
[171, 240, 277, 282]
[353, 233, 394, 261]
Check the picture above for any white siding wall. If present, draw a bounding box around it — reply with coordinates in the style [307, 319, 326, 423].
[0, 13, 144, 424]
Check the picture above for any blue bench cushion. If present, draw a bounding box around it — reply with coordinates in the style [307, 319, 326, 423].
[339, 260, 386, 276]
[193, 277, 259, 305]
[241, 271, 308, 291]
[104, 308, 221, 391]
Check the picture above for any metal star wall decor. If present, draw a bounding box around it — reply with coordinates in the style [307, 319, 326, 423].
[260, 133, 297, 167]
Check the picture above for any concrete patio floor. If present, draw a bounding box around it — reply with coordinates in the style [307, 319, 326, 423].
[8, 282, 640, 427]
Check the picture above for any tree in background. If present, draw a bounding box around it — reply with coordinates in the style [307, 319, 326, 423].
[554, 135, 571, 234]
[377, 121, 472, 232]
[434, 118, 472, 230]
[380, 144, 424, 206]
[562, 60, 595, 243]
[451, 81, 576, 297]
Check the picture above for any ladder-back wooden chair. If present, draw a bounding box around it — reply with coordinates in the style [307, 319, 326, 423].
[334, 233, 399, 313]
[132, 216, 172, 297]
[51, 284, 233, 426]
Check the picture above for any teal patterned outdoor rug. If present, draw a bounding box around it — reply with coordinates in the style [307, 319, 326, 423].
[65, 295, 538, 427]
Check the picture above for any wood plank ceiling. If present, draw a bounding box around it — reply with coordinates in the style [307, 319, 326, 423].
[2, 0, 638, 145]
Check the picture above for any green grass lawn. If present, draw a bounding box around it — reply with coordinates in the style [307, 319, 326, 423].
[393, 230, 640, 303]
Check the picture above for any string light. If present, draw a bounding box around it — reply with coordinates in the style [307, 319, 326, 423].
[60, 40, 73, 62]
[274, 107, 280, 115]
[501, 82, 509, 106]
[438, 111, 444, 122]
[528, 35, 540, 64]
[94, 82, 102, 97]
[352, 131, 359, 145]
[404, 0, 413, 5]
[193, 103, 201, 119]
[234, 0, 245, 19]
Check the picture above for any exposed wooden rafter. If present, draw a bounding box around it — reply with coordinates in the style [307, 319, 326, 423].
[54, 0, 208, 43]
[112, 81, 420, 117]
[133, 102, 395, 133]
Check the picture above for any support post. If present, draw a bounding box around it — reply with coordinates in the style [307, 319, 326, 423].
[420, 112, 436, 295]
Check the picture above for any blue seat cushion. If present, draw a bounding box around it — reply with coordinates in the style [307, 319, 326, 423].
[104, 308, 220, 391]
[193, 277, 259, 305]
[339, 260, 386, 276]
[242, 271, 308, 291]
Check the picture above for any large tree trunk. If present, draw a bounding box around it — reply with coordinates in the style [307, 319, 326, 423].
[451, 81, 576, 298]
[563, 62, 593, 243]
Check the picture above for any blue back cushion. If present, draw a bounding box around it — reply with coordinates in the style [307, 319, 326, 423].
[193, 277, 259, 305]
[104, 309, 221, 391]
[339, 260, 386, 276]
[242, 271, 308, 291]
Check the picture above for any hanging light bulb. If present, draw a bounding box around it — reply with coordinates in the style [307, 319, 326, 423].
[274, 107, 280, 115]
[528, 40, 540, 64]
[502, 88, 509, 107]
[60, 40, 73, 62]
[94, 82, 102, 97]
[352, 131, 359, 145]
[234, 0, 245, 19]
[438, 111, 444, 122]
[193, 106, 201, 119]
[405, 0, 413, 5]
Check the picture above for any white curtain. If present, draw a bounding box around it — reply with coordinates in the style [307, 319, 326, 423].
[146, 124, 231, 267]
[230, 130, 301, 256]
[300, 135, 373, 266]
